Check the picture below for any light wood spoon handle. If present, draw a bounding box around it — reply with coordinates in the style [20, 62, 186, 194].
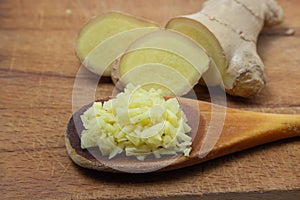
[169, 98, 300, 171]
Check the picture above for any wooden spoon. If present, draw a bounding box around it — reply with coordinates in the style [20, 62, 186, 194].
[65, 97, 300, 173]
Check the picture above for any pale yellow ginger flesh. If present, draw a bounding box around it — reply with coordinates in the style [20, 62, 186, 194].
[80, 84, 192, 161]
[112, 29, 210, 96]
[75, 0, 283, 98]
[166, 0, 284, 97]
[75, 12, 159, 76]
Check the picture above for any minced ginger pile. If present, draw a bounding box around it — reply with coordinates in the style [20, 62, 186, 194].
[80, 84, 192, 161]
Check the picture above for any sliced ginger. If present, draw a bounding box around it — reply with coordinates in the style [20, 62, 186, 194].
[166, 18, 227, 87]
[75, 12, 159, 76]
[111, 29, 210, 96]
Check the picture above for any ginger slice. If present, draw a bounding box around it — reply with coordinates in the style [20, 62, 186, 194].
[111, 29, 210, 96]
[75, 12, 159, 76]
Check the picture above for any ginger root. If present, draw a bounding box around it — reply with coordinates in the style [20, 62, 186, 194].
[75, 1, 284, 98]
[166, 0, 283, 97]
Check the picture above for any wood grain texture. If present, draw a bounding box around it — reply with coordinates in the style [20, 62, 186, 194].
[0, 0, 299, 199]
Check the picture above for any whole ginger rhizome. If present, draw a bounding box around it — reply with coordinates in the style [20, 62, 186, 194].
[80, 84, 192, 161]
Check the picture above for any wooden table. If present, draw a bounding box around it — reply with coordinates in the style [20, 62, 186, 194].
[1, 0, 299, 199]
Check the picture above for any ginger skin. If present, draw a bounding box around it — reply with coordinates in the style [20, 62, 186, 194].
[166, 0, 283, 97]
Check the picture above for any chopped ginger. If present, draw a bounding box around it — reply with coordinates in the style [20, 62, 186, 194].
[80, 84, 192, 160]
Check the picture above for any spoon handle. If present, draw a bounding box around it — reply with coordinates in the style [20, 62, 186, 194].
[197, 100, 300, 162]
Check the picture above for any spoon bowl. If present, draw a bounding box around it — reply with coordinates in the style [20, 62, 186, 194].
[65, 97, 300, 173]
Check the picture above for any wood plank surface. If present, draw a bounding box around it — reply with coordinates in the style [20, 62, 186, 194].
[0, 0, 299, 199]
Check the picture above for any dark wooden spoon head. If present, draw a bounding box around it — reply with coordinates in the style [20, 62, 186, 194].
[65, 97, 205, 173]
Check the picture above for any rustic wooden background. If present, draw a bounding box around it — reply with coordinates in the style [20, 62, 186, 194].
[1, 0, 299, 199]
